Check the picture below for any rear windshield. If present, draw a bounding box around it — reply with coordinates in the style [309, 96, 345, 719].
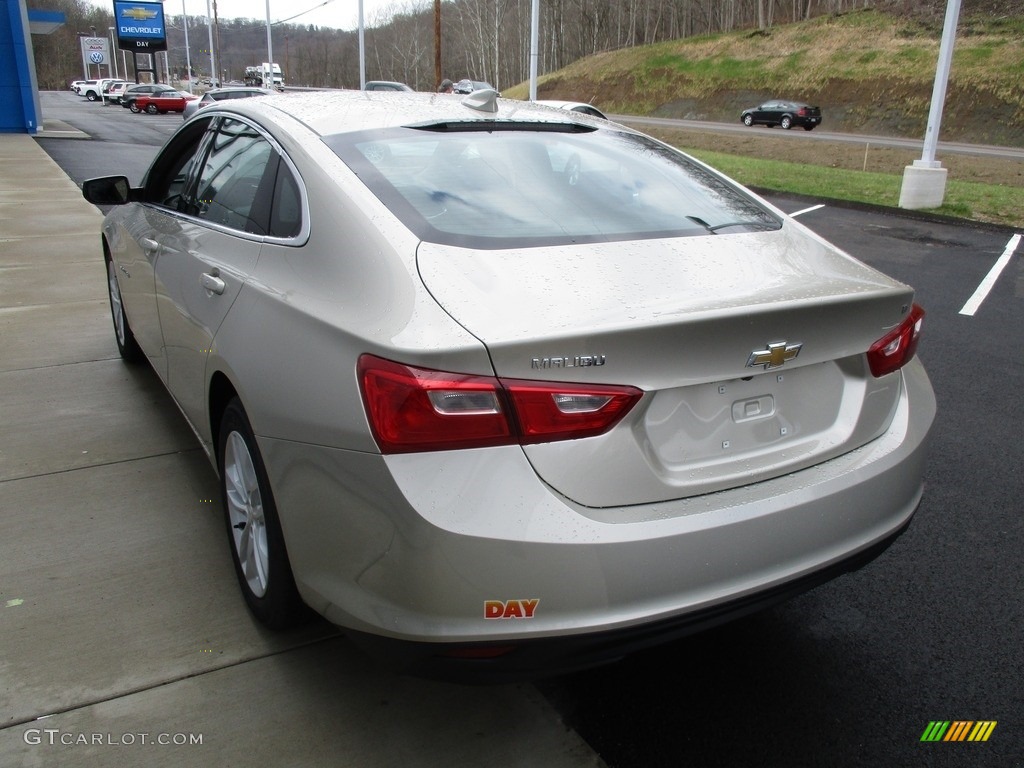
[323, 124, 781, 249]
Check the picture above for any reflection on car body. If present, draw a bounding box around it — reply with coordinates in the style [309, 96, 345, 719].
[83, 90, 933, 681]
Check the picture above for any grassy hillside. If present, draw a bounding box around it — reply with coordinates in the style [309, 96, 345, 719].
[508, 9, 1024, 146]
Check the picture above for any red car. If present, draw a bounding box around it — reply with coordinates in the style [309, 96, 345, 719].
[133, 91, 197, 115]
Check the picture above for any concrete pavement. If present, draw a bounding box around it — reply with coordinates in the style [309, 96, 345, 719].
[0, 132, 604, 767]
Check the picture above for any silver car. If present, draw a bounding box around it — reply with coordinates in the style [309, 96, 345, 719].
[82, 90, 934, 679]
[181, 86, 275, 121]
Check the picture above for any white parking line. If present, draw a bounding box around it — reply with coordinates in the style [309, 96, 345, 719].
[789, 204, 825, 218]
[959, 233, 1021, 316]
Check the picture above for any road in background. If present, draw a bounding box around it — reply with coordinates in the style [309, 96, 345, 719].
[614, 114, 1024, 161]
[34, 90, 1024, 767]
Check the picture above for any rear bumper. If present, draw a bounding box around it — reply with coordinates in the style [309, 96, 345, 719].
[350, 511, 914, 682]
[263, 358, 934, 677]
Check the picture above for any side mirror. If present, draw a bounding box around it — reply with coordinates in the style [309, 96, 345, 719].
[82, 176, 135, 205]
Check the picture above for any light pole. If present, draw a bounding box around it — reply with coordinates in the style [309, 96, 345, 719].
[528, 0, 539, 101]
[182, 0, 193, 93]
[108, 27, 118, 79]
[358, 0, 364, 89]
[265, 0, 274, 88]
[899, 0, 962, 210]
[206, 0, 217, 84]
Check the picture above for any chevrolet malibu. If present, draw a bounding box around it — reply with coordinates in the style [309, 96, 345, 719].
[83, 89, 934, 679]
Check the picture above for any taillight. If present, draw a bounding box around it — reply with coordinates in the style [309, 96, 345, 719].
[358, 354, 642, 453]
[798, 107, 807, 116]
[867, 304, 925, 377]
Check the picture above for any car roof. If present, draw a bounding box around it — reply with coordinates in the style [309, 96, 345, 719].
[205, 89, 598, 139]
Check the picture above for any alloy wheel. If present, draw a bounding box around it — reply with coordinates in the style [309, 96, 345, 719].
[224, 430, 270, 598]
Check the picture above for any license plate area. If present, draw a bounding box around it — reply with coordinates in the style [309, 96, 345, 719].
[642, 362, 848, 474]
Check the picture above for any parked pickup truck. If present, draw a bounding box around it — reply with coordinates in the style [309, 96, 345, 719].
[79, 78, 119, 102]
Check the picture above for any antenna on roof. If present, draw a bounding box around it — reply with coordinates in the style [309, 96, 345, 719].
[461, 89, 499, 114]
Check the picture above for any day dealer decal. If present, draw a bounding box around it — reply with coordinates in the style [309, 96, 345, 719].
[484, 599, 539, 619]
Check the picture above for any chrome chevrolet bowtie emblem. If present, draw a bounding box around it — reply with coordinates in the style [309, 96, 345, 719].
[746, 341, 802, 370]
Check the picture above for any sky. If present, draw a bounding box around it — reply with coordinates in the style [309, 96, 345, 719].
[89, 0, 402, 32]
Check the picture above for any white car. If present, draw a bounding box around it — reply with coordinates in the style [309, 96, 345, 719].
[83, 90, 934, 679]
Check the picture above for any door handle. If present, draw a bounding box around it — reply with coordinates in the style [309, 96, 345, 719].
[201, 272, 226, 295]
[140, 236, 160, 252]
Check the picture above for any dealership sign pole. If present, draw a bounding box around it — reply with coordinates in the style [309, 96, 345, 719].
[113, 1, 168, 83]
[898, 0, 961, 210]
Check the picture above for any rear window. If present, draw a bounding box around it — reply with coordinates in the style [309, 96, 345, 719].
[323, 125, 780, 249]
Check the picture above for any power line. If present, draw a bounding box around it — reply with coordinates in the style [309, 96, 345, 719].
[270, 0, 337, 26]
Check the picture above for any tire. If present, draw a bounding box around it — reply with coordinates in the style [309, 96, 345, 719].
[86, 91, 97, 102]
[803, 125, 815, 131]
[780, 116, 793, 130]
[742, 114, 754, 126]
[146, 103, 159, 114]
[219, 398, 307, 629]
[106, 258, 143, 362]
[129, 101, 141, 113]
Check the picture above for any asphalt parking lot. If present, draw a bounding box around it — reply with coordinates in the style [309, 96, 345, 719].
[2, 91, 1022, 767]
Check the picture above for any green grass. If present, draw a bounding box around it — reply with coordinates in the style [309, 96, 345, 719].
[683, 149, 1024, 229]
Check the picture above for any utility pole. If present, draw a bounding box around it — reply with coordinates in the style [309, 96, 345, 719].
[433, 0, 441, 90]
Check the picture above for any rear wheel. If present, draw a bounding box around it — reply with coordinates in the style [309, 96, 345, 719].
[781, 116, 793, 130]
[219, 398, 306, 629]
[106, 258, 143, 362]
[129, 101, 141, 113]
[742, 114, 754, 126]
[803, 125, 815, 131]
[146, 103, 159, 114]
[86, 91, 97, 102]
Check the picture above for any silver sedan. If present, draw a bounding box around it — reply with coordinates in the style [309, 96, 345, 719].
[83, 89, 934, 679]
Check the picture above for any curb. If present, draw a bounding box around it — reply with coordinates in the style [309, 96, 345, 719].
[752, 186, 1023, 237]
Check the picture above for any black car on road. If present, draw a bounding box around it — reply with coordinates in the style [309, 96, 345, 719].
[741, 100, 822, 130]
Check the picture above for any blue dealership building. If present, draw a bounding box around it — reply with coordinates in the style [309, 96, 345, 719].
[0, 0, 64, 133]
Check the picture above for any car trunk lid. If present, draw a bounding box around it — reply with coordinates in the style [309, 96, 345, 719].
[416, 223, 915, 507]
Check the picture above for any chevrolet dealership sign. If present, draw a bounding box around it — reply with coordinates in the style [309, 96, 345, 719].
[113, 1, 167, 52]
